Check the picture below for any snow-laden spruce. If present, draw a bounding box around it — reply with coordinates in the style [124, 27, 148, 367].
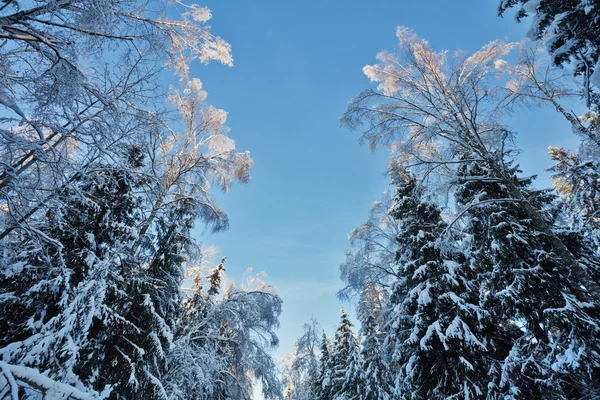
[455, 157, 600, 398]
[380, 174, 495, 399]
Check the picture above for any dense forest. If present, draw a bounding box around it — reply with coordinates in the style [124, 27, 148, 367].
[1, 1, 599, 399]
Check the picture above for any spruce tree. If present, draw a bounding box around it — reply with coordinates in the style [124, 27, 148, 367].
[0, 151, 181, 397]
[340, 337, 362, 400]
[357, 285, 391, 400]
[455, 157, 600, 399]
[381, 174, 494, 399]
[316, 332, 333, 400]
[328, 310, 360, 399]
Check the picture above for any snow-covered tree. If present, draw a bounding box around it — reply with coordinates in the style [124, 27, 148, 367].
[282, 318, 321, 400]
[339, 191, 400, 301]
[356, 285, 391, 400]
[550, 146, 600, 250]
[0, 151, 175, 398]
[495, 39, 600, 259]
[327, 310, 360, 400]
[132, 78, 252, 255]
[339, 336, 362, 400]
[0, 0, 232, 246]
[340, 26, 600, 304]
[316, 332, 333, 400]
[0, 3, 272, 396]
[498, 0, 600, 109]
[165, 261, 282, 400]
[380, 174, 495, 399]
[163, 269, 219, 400]
[455, 157, 600, 399]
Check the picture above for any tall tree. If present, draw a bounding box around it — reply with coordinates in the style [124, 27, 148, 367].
[0, 8, 263, 396]
[328, 310, 360, 400]
[0, 0, 232, 245]
[356, 285, 391, 400]
[340, 26, 600, 303]
[0, 151, 175, 398]
[455, 157, 600, 399]
[380, 174, 495, 399]
[316, 332, 333, 400]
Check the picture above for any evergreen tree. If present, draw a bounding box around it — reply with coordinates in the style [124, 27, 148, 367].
[341, 25, 600, 304]
[340, 337, 362, 400]
[455, 157, 600, 399]
[0, 152, 180, 398]
[381, 174, 494, 399]
[316, 332, 333, 400]
[328, 310, 360, 400]
[357, 285, 391, 400]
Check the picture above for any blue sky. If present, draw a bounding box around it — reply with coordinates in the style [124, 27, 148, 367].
[190, 0, 582, 377]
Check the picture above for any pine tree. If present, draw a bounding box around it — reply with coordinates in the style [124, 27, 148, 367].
[380, 174, 494, 399]
[455, 157, 600, 399]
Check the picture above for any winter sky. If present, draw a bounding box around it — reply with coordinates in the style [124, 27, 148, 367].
[189, 0, 582, 382]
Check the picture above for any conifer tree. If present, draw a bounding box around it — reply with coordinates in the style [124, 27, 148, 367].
[455, 157, 600, 399]
[357, 285, 391, 400]
[340, 338, 362, 400]
[328, 310, 360, 399]
[341, 26, 600, 304]
[0, 151, 179, 398]
[316, 332, 333, 400]
[380, 174, 495, 399]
